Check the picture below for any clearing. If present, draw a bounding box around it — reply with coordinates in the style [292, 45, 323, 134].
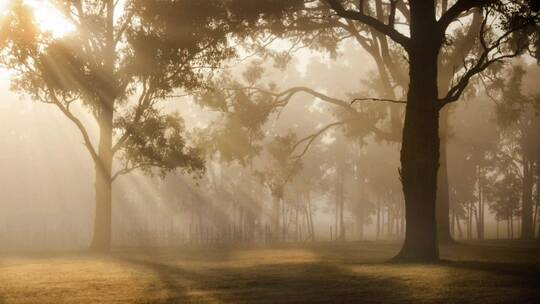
[1, 241, 539, 303]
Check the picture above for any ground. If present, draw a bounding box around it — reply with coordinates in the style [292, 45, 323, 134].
[1, 241, 539, 303]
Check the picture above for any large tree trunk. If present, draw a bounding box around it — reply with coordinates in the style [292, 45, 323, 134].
[90, 109, 114, 251]
[522, 159, 534, 240]
[394, 0, 441, 262]
[436, 10, 481, 245]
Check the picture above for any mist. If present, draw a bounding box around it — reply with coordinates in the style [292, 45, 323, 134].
[0, 1, 539, 303]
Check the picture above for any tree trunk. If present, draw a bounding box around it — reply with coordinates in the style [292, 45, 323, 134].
[89, 0, 115, 252]
[455, 213, 463, 240]
[338, 169, 345, 241]
[534, 176, 540, 238]
[272, 195, 281, 242]
[436, 107, 453, 244]
[394, 1, 441, 262]
[511, 215, 515, 239]
[522, 159, 534, 240]
[496, 219, 500, 240]
[89, 109, 114, 252]
[376, 198, 381, 240]
[477, 164, 485, 240]
[306, 191, 315, 241]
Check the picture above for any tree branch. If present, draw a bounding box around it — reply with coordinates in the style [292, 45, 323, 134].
[439, 9, 533, 108]
[325, 0, 411, 51]
[290, 118, 357, 161]
[438, 0, 493, 33]
[351, 97, 406, 104]
[112, 78, 152, 154]
[45, 87, 100, 165]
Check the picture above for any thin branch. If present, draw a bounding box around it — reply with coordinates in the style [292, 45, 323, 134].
[439, 9, 533, 108]
[111, 163, 143, 181]
[290, 119, 356, 161]
[112, 77, 151, 154]
[351, 97, 406, 104]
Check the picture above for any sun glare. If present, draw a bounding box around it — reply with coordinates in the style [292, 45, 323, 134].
[25, 0, 75, 38]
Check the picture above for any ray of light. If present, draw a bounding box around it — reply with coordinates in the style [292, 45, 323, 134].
[24, 0, 75, 38]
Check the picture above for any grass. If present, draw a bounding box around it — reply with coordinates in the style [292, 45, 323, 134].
[0, 241, 539, 303]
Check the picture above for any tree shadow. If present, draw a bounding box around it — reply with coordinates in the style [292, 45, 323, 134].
[118, 255, 412, 303]
[438, 259, 540, 279]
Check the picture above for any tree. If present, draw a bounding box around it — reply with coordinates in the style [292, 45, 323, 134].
[0, 0, 237, 251]
[223, 0, 535, 247]
[323, 0, 539, 261]
[491, 64, 540, 240]
[257, 133, 302, 241]
[486, 167, 522, 239]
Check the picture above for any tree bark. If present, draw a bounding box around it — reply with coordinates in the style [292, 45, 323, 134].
[394, 0, 441, 262]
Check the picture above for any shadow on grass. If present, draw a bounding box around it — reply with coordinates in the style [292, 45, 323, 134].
[3, 242, 540, 303]
[119, 256, 411, 304]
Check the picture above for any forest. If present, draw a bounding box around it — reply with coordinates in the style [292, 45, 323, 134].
[0, 0, 539, 303]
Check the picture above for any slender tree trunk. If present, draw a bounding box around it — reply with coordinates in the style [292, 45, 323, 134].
[450, 209, 455, 237]
[456, 213, 463, 240]
[477, 165, 485, 240]
[399, 202, 405, 238]
[435, 11, 482, 245]
[282, 198, 287, 241]
[437, 107, 453, 244]
[394, 1, 441, 261]
[89, 105, 114, 251]
[496, 219, 500, 240]
[89, 0, 116, 252]
[510, 215, 514, 239]
[272, 195, 280, 242]
[357, 212, 364, 241]
[295, 201, 299, 242]
[356, 172, 365, 241]
[536, 176, 540, 239]
[338, 169, 345, 241]
[376, 198, 381, 241]
[522, 159, 534, 240]
[306, 191, 315, 241]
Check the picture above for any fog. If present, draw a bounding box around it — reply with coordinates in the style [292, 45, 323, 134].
[0, 1, 539, 302]
[1, 46, 537, 251]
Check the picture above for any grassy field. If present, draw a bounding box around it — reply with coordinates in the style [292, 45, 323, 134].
[1, 241, 539, 303]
